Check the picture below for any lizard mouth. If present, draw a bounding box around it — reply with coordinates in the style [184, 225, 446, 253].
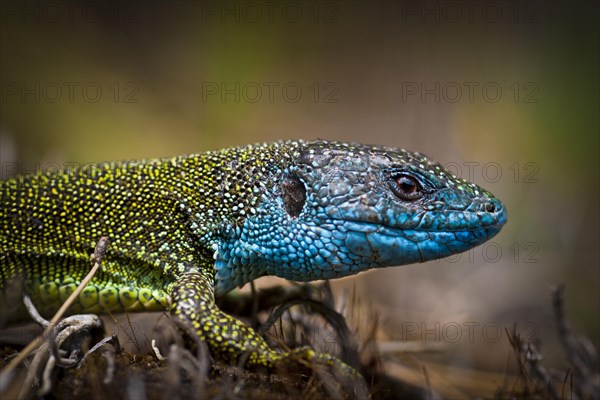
[333, 221, 506, 266]
[342, 220, 505, 243]
[338, 205, 507, 236]
[326, 206, 507, 266]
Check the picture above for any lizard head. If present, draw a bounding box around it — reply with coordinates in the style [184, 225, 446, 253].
[214, 140, 507, 293]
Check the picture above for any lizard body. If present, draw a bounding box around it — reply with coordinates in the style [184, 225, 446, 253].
[0, 140, 507, 370]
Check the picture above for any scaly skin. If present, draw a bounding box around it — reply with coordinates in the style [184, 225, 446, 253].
[0, 140, 507, 372]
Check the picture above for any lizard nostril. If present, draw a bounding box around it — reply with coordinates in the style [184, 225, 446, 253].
[485, 202, 496, 213]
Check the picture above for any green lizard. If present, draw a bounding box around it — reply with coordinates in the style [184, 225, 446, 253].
[0, 140, 507, 373]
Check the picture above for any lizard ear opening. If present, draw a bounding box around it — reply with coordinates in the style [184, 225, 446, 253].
[281, 175, 306, 218]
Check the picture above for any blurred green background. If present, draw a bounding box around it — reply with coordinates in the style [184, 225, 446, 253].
[1, 1, 598, 394]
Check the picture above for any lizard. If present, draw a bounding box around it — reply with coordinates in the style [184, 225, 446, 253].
[0, 139, 507, 375]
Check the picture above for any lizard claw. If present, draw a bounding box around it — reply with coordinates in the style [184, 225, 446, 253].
[273, 346, 368, 399]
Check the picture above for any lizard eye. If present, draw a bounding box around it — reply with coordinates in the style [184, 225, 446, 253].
[389, 173, 423, 201]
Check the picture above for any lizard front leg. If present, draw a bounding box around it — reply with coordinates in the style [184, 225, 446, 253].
[170, 270, 363, 380]
[170, 270, 275, 367]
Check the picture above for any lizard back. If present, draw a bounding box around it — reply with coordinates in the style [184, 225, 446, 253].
[0, 141, 302, 319]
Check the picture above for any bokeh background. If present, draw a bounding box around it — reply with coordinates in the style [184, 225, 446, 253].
[1, 1, 598, 397]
